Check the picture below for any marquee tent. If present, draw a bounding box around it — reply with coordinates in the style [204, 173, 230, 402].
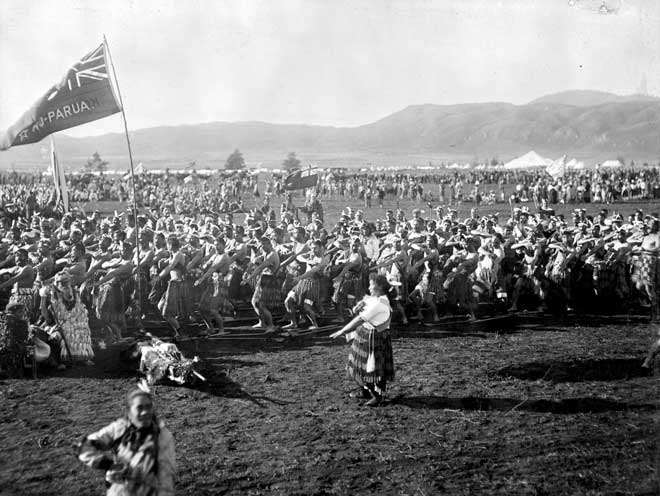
[600, 159, 625, 168]
[503, 151, 552, 170]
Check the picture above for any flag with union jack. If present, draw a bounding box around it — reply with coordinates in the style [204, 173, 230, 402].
[0, 43, 121, 150]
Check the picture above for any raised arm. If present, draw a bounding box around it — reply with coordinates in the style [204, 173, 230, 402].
[95, 261, 133, 286]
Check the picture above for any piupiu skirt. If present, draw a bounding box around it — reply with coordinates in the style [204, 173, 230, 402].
[158, 279, 191, 319]
[95, 280, 126, 326]
[290, 277, 321, 312]
[253, 273, 284, 313]
[200, 275, 233, 315]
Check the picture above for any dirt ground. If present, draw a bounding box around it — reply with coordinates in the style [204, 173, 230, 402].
[1, 313, 658, 496]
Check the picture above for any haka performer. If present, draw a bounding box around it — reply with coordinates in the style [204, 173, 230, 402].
[93, 242, 135, 341]
[245, 236, 281, 333]
[632, 219, 660, 321]
[152, 236, 190, 339]
[284, 240, 327, 331]
[331, 237, 364, 324]
[0, 249, 36, 321]
[194, 237, 234, 335]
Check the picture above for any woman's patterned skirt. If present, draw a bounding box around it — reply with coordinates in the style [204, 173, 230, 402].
[346, 325, 395, 388]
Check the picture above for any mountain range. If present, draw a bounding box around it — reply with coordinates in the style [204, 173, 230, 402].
[1, 90, 659, 170]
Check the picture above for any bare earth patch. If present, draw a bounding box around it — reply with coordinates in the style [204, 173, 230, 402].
[0, 318, 658, 495]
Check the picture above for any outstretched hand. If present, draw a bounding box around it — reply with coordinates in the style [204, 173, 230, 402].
[329, 330, 343, 339]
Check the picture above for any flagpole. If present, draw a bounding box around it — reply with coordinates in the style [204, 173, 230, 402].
[50, 136, 60, 210]
[103, 34, 143, 331]
[50, 135, 70, 213]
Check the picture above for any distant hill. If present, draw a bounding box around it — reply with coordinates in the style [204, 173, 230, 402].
[1, 91, 659, 170]
[529, 90, 660, 107]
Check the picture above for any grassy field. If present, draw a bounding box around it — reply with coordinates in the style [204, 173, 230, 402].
[76, 188, 659, 229]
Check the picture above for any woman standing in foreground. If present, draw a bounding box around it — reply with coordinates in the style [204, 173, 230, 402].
[330, 274, 395, 407]
[78, 383, 176, 496]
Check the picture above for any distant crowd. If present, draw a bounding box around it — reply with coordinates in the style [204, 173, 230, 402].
[1, 165, 660, 222]
[316, 166, 660, 206]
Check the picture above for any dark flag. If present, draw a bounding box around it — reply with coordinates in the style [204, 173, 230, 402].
[0, 43, 121, 150]
[284, 169, 319, 190]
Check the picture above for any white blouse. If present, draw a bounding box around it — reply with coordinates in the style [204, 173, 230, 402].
[359, 295, 391, 327]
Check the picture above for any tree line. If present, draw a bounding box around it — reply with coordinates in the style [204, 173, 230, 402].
[225, 149, 301, 172]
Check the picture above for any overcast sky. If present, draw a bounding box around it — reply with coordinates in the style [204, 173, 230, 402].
[1, 0, 658, 136]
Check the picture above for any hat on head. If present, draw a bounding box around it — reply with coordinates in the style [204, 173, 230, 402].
[5, 301, 24, 312]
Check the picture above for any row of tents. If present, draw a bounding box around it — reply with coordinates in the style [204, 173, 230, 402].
[503, 150, 593, 171]
[388, 152, 629, 173]
[503, 150, 635, 179]
[506, 151, 648, 171]
[45, 152, 633, 179]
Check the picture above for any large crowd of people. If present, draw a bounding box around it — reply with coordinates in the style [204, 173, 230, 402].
[1, 164, 660, 219]
[316, 166, 660, 206]
[0, 176, 660, 378]
[0, 168, 659, 493]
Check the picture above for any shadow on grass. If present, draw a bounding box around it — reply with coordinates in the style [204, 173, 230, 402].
[495, 358, 653, 383]
[193, 370, 295, 408]
[391, 394, 656, 414]
[512, 313, 651, 329]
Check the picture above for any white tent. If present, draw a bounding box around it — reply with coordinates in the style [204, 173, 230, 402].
[565, 158, 589, 170]
[503, 151, 552, 170]
[600, 159, 625, 168]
